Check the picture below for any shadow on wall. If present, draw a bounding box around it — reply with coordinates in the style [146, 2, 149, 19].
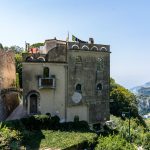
[0, 90, 20, 121]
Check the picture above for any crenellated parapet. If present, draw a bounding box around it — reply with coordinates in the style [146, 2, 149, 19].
[67, 42, 110, 52]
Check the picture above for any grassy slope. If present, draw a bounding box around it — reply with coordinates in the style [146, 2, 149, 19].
[22, 130, 97, 149]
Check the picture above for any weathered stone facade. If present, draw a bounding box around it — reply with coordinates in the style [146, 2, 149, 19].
[0, 50, 16, 88]
[22, 38, 110, 124]
[67, 42, 110, 123]
[0, 49, 19, 121]
[0, 89, 20, 121]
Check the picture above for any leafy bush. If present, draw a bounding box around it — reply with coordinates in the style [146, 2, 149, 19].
[21, 115, 50, 130]
[16, 73, 20, 88]
[60, 121, 90, 132]
[2, 119, 24, 131]
[142, 132, 150, 150]
[20, 115, 89, 132]
[45, 112, 51, 117]
[30, 43, 44, 48]
[95, 135, 136, 150]
[109, 115, 147, 146]
[0, 124, 21, 149]
[110, 78, 147, 127]
[50, 115, 60, 130]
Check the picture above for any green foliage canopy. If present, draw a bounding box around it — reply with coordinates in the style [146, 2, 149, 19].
[0, 43, 3, 50]
[110, 78, 138, 116]
[15, 53, 23, 88]
[110, 78, 146, 127]
[31, 43, 44, 48]
[95, 134, 136, 150]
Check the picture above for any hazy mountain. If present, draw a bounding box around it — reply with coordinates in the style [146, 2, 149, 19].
[131, 82, 150, 95]
[131, 82, 150, 115]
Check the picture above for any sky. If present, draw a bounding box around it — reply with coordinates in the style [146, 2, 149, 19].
[0, 0, 150, 89]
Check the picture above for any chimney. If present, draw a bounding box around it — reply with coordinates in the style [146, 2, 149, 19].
[89, 38, 94, 44]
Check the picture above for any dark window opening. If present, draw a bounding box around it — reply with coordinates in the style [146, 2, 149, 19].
[76, 84, 82, 93]
[96, 83, 102, 91]
[26, 56, 33, 62]
[43, 67, 49, 77]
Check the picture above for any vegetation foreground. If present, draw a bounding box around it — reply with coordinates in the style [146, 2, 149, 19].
[0, 78, 150, 149]
[0, 115, 150, 150]
[0, 115, 97, 150]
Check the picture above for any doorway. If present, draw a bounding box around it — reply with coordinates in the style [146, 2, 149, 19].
[30, 94, 38, 114]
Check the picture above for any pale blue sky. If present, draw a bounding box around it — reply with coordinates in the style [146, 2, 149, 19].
[0, 0, 150, 89]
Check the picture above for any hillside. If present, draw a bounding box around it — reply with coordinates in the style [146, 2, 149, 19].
[131, 82, 150, 115]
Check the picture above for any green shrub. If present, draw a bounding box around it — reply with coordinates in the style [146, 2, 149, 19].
[110, 115, 146, 144]
[21, 115, 50, 130]
[16, 73, 20, 88]
[2, 119, 24, 131]
[45, 112, 51, 118]
[142, 132, 150, 150]
[0, 124, 21, 149]
[60, 121, 90, 132]
[46, 115, 60, 130]
[73, 121, 89, 131]
[3, 115, 89, 132]
[95, 135, 136, 150]
[20, 115, 61, 130]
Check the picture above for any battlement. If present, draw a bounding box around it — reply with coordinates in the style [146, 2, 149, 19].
[67, 42, 110, 52]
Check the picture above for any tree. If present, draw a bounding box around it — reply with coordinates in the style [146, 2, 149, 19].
[9, 45, 24, 53]
[0, 43, 3, 50]
[31, 43, 44, 48]
[110, 78, 146, 127]
[143, 132, 150, 150]
[15, 53, 23, 88]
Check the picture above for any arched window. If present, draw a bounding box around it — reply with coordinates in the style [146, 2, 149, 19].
[96, 83, 102, 91]
[26, 56, 33, 62]
[37, 57, 45, 62]
[82, 45, 89, 50]
[76, 84, 82, 93]
[72, 44, 79, 50]
[91, 46, 98, 51]
[43, 67, 49, 77]
[100, 47, 107, 51]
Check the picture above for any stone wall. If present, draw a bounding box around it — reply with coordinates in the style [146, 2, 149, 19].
[0, 50, 16, 89]
[46, 44, 67, 62]
[67, 47, 110, 124]
[0, 50, 18, 121]
[0, 89, 20, 121]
